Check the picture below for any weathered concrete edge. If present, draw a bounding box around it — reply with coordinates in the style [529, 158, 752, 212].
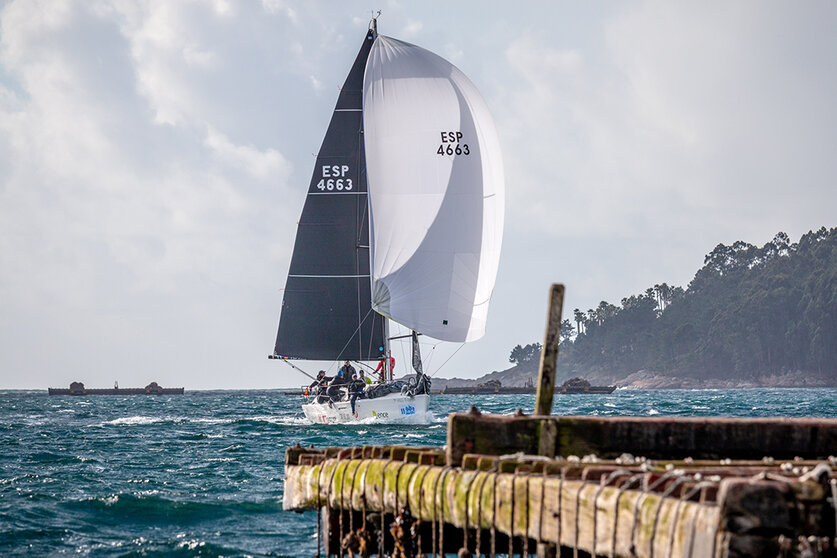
[284, 459, 720, 558]
[447, 414, 837, 465]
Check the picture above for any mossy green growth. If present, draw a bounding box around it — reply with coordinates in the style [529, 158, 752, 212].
[416, 467, 443, 521]
[473, 472, 495, 529]
[513, 475, 528, 535]
[406, 465, 433, 518]
[445, 470, 469, 526]
[555, 418, 600, 457]
[616, 488, 636, 514]
[639, 494, 661, 541]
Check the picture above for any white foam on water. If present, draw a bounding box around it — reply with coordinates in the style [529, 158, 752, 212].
[352, 416, 388, 425]
[102, 494, 119, 506]
[192, 417, 236, 425]
[426, 411, 446, 424]
[177, 540, 206, 551]
[192, 415, 309, 426]
[101, 416, 167, 426]
[247, 414, 309, 426]
[24, 416, 48, 426]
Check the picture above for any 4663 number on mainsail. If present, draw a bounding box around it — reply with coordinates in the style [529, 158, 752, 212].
[315, 164, 353, 191]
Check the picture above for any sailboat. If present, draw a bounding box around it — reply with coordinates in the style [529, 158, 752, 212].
[270, 19, 504, 424]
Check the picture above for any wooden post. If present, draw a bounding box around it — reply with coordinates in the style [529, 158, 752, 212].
[534, 284, 564, 417]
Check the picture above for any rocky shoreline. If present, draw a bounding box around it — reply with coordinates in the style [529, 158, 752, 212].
[434, 367, 836, 391]
[611, 370, 837, 389]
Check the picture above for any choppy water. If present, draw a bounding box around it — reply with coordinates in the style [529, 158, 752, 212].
[1, 388, 835, 556]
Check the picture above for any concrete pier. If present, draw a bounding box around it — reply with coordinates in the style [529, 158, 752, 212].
[283, 415, 837, 557]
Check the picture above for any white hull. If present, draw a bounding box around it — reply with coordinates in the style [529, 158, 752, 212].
[302, 393, 429, 424]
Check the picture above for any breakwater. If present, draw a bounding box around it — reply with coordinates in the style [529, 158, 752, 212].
[47, 381, 184, 395]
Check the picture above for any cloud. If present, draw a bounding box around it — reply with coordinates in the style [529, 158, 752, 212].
[0, 0, 299, 387]
[402, 19, 422, 38]
[205, 126, 289, 181]
[498, 2, 837, 249]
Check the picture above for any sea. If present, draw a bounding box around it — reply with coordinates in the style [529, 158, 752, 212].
[1, 388, 836, 557]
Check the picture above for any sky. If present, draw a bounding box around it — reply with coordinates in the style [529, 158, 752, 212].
[1, 1, 835, 389]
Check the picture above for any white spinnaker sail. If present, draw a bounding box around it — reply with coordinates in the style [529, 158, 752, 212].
[362, 36, 504, 343]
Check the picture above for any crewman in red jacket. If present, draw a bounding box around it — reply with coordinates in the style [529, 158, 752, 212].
[374, 347, 395, 383]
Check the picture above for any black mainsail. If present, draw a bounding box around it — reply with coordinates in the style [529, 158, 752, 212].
[274, 29, 385, 361]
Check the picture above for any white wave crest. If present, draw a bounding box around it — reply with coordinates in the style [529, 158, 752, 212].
[101, 416, 167, 426]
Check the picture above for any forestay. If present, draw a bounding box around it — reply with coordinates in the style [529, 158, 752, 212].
[362, 36, 504, 343]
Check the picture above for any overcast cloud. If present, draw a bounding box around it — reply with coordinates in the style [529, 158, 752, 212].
[1, 1, 835, 389]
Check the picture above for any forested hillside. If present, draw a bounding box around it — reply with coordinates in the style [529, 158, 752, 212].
[496, 227, 837, 387]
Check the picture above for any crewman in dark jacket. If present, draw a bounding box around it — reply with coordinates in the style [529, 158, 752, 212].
[309, 370, 332, 389]
[327, 369, 349, 403]
[348, 373, 366, 415]
[310, 370, 332, 403]
[339, 360, 356, 379]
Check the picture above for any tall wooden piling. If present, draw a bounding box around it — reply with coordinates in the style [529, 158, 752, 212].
[534, 284, 563, 418]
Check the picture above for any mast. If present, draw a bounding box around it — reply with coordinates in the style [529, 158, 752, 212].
[370, 13, 388, 379]
[384, 318, 391, 381]
[369, 13, 379, 38]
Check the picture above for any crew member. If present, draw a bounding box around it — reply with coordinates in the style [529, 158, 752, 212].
[374, 348, 395, 383]
[348, 373, 366, 416]
[327, 369, 348, 403]
[309, 370, 332, 402]
[339, 360, 356, 379]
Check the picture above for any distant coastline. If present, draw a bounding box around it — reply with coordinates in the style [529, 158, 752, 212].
[432, 366, 836, 391]
[611, 370, 837, 390]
